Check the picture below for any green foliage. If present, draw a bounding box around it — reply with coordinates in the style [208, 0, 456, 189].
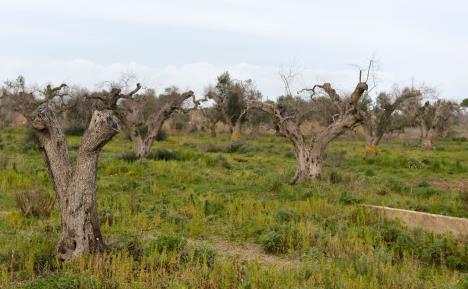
[15, 272, 101, 289]
[260, 224, 301, 254]
[0, 129, 467, 288]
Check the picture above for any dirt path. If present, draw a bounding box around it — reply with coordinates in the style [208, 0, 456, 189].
[430, 178, 468, 192]
[203, 238, 302, 269]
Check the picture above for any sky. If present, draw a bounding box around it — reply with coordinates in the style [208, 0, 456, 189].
[0, 0, 467, 101]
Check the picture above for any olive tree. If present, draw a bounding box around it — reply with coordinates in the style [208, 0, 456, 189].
[115, 86, 200, 158]
[2, 76, 141, 260]
[404, 88, 459, 149]
[248, 79, 369, 184]
[206, 72, 262, 144]
[361, 87, 421, 157]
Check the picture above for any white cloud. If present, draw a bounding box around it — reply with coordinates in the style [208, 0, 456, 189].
[0, 0, 466, 100]
[0, 57, 401, 100]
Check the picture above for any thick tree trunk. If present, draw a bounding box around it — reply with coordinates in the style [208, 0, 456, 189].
[421, 135, 433, 150]
[364, 135, 381, 158]
[32, 106, 119, 260]
[290, 144, 324, 184]
[420, 124, 433, 150]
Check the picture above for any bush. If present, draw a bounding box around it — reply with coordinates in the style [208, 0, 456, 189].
[339, 191, 362, 205]
[260, 224, 301, 254]
[181, 244, 217, 267]
[203, 199, 225, 216]
[206, 155, 231, 169]
[149, 149, 179, 161]
[329, 170, 343, 184]
[155, 129, 168, 141]
[149, 233, 188, 253]
[119, 152, 139, 162]
[387, 178, 407, 194]
[15, 272, 101, 289]
[275, 207, 300, 223]
[15, 190, 55, 218]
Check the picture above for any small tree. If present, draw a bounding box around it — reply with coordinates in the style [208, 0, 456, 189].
[3, 76, 141, 260]
[206, 72, 262, 144]
[361, 87, 421, 157]
[404, 91, 459, 149]
[200, 106, 224, 137]
[248, 79, 369, 184]
[116, 86, 201, 158]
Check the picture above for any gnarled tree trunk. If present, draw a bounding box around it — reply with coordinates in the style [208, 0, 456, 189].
[248, 81, 368, 184]
[230, 110, 248, 145]
[364, 135, 381, 158]
[420, 123, 433, 150]
[292, 144, 324, 183]
[32, 106, 120, 260]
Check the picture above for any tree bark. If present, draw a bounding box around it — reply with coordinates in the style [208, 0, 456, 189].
[420, 123, 433, 150]
[364, 135, 381, 158]
[31, 106, 120, 260]
[291, 144, 323, 184]
[230, 110, 248, 145]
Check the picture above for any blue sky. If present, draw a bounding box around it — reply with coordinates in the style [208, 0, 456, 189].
[0, 0, 467, 101]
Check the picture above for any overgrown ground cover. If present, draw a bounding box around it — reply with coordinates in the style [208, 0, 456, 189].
[0, 128, 467, 288]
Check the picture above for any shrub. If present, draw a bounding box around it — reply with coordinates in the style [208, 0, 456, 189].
[205, 154, 232, 169]
[15, 272, 100, 289]
[416, 187, 440, 198]
[148, 233, 188, 253]
[149, 149, 179, 161]
[387, 178, 407, 194]
[155, 129, 168, 141]
[260, 224, 301, 254]
[15, 190, 55, 218]
[364, 168, 376, 177]
[275, 208, 300, 223]
[329, 170, 343, 184]
[339, 191, 362, 205]
[181, 244, 217, 267]
[203, 199, 225, 216]
[202, 144, 225, 153]
[119, 152, 139, 162]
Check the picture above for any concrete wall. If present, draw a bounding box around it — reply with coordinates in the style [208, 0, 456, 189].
[367, 205, 468, 239]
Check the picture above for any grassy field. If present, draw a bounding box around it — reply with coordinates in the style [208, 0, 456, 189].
[0, 128, 467, 288]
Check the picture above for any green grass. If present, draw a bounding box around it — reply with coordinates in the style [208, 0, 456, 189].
[0, 128, 467, 288]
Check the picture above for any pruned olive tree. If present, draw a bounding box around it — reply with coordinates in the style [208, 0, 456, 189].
[200, 106, 224, 137]
[411, 99, 458, 149]
[248, 79, 369, 184]
[206, 72, 262, 144]
[361, 87, 421, 157]
[115, 86, 201, 158]
[3, 76, 141, 260]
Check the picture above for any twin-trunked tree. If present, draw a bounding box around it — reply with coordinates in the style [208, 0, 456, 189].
[248, 78, 369, 184]
[115, 86, 201, 158]
[3, 77, 203, 260]
[2, 76, 144, 260]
